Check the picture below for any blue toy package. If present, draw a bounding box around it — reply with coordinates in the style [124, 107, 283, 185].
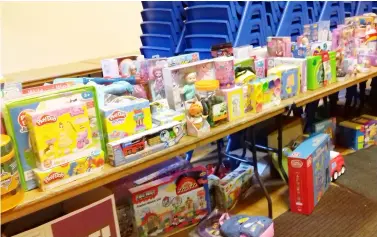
[166, 52, 200, 67]
[291, 43, 310, 59]
[312, 117, 336, 149]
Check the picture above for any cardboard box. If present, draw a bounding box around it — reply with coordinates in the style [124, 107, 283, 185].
[288, 133, 331, 215]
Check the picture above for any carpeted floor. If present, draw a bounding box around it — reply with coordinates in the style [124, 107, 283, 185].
[274, 185, 377, 237]
[337, 145, 377, 201]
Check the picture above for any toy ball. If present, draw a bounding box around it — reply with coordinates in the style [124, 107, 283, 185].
[220, 215, 274, 237]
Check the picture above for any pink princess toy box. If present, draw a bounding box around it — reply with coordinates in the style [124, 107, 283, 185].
[288, 133, 331, 215]
[129, 167, 210, 237]
[267, 37, 292, 57]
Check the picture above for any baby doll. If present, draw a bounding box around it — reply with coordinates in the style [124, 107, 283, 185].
[188, 99, 208, 130]
[181, 72, 197, 101]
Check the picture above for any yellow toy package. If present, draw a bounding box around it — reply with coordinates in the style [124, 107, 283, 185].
[267, 65, 299, 99]
[34, 150, 104, 191]
[25, 102, 93, 170]
[246, 80, 263, 113]
[101, 96, 152, 143]
[221, 86, 245, 122]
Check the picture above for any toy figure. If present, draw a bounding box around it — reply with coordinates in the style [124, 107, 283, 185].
[181, 72, 197, 101]
[76, 129, 90, 149]
[336, 48, 347, 77]
[276, 40, 284, 56]
[151, 66, 165, 99]
[346, 63, 361, 78]
[197, 63, 213, 80]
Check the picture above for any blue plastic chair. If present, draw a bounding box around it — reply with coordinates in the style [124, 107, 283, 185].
[344, 1, 357, 17]
[140, 34, 175, 49]
[186, 1, 238, 19]
[185, 34, 229, 48]
[186, 5, 239, 32]
[276, 2, 309, 38]
[175, 25, 186, 55]
[141, 21, 179, 44]
[141, 9, 182, 32]
[356, 2, 373, 15]
[142, 1, 184, 19]
[140, 46, 174, 58]
[319, 1, 345, 24]
[185, 20, 234, 42]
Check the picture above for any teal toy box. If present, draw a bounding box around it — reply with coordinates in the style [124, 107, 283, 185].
[337, 121, 365, 150]
[3, 85, 104, 191]
[288, 133, 331, 215]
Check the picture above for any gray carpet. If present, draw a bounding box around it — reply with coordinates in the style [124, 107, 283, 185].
[337, 145, 377, 201]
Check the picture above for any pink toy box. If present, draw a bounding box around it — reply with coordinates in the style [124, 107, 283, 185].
[128, 167, 210, 237]
[288, 133, 331, 215]
[267, 37, 291, 57]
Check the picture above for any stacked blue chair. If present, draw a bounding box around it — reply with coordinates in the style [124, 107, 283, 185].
[234, 2, 271, 47]
[373, 2, 377, 15]
[344, 1, 358, 17]
[319, 1, 345, 30]
[263, 2, 287, 37]
[356, 2, 373, 15]
[276, 1, 309, 41]
[307, 2, 324, 23]
[140, 1, 185, 58]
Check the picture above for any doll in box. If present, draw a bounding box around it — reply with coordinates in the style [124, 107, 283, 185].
[181, 72, 198, 101]
[267, 37, 291, 57]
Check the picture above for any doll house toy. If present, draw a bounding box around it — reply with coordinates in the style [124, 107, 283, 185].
[288, 133, 331, 215]
[163, 59, 216, 112]
[128, 167, 210, 237]
[267, 65, 299, 99]
[330, 151, 346, 182]
[267, 37, 291, 57]
[101, 96, 152, 143]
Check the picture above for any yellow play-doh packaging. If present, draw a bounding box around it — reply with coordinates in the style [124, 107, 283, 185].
[101, 96, 152, 143]
[221, 86, 245, 122]
[246, 80, 263, 113]
[25, 102, 93, 170]
[34, 150, 105, 191]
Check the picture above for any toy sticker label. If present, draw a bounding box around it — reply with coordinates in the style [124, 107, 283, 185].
[24, 170, 36, 181]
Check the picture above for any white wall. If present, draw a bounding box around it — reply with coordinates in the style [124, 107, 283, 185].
[2, 2, 142, 74]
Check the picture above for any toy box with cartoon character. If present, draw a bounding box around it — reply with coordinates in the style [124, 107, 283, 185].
[221, 86, 245, 122]
[163, 59, 216, 112]
[25, 102, 93, 170]
[34, 150, 104, 191]
[101, 96, 152, 143]
[101, 55, 144, 79]
[259, 75, 281, 109]
[3, 85, 104, 191]
[312, 117, 336, 149]
[288, 133, 331, 215]
[166, 53, 200, 67]
[246, 80, 263, 113]
[310, 41, 332, 55]
[211, 163, 253, 211]
[291, 42, 310, 58]
[306, 55, 325, 90]
[268, 57, 307, 93]
[107, 121, 184, 167]
[128, 167, 210, 237]
[267, 37, 291, 57]
[350, 115, 377, 147]
[267, 65, 299, 99]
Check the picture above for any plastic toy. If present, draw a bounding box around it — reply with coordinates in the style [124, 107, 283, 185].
[34, 150, 104, 191]
[128, 167, 210, 237]
[149, 65, 166, 101]
[101, 96, 152, 143]
[234, 58, 256, 86]
[221, 86, 244, 122]
[291, 42, 310, 59]
[306, 55, 325, 90]
[310, 41, 332, 55]
[351, 115, 377, 147]
[166, 53, 200, 67]
[260, 75, 281, 109]
[195, 80, 227, 127]
[246, 80, 263, 113]
[335, 48, 347, 77]
[220, 215, 274, 237]
[195, 210, 228, 237]
[1, 134, 24, 213]
[214, 57, 235, 89]
[186, 98, 211, 137]
[101, 56, 144, 79]
[107, 121, 184, 167]
[269, 57, 307, 93]
[267, 37, 291, 57]
[267, 65, 299, 99]
[288, 133, 331, 215]
[330, 151, 346, 182]
[25, 102, 93, 170]
[3, 85, 104, 190]
[211, 163, 253, 211]
[211, 42, 233, 58]
[312, 117, 336, 149]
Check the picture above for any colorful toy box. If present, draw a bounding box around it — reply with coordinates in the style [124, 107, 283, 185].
[310, 41, 332, 55]
[101, 96, 152, 143]
[337, 121, 366, 150]
[329, 51, 337, 84]
[221, 86, 245, 122]
[312, 117, 336, 149]
[254, 57, 266, 79]
[306, 55, 325, 90]
[3, 85, 104, 191]
[267, 37, 291, 57]
[163, 59, 216, 112]
[351, 115, 377, 147]
[267, 65, 299, 99]
[166, 53, 200, 67]
[101, 55, 143, 79]
[259, 75, 281, 109]
[25, 102, 93, 170]
[268, 57, 307, 93]
[211, 163, 253, 210]
[246, 80, 263, 113]
[128, 167, 210, 237]
[288, 133, 331, 215]
[34, 150, 104, 191]
[107, 121, 184, 167]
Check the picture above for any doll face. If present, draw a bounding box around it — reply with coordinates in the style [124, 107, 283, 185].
[185, 72, 197, 84]
[154, 69, 162, 79]
[129, 65, 137, 75]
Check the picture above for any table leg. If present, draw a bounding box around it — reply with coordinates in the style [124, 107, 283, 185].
[250, 126, 273, 218]
[277, 114, 288, 183]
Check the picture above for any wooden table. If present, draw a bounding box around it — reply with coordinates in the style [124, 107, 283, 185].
[2, 63, 377, 225]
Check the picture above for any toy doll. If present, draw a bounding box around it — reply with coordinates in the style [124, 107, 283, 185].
[181, 72, 197, 101]
[197, 63, 214, 80]
[336, 48, 347, 77]
[151, 66, 165, 99]
[58, 122, 73, 156]
[188, 99, 208, 129]
[276, 40, 284, 56]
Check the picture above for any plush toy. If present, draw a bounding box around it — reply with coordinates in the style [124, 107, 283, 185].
[220, 215, 274, 237]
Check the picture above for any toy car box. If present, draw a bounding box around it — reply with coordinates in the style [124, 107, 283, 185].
[128, 167, 210, 237]
[288, 133, 331, 215]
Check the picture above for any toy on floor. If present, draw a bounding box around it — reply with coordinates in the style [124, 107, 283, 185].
[220, 215, 274, 237]
[330, 151, 346, 182]
[196, 210, 230, 237]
